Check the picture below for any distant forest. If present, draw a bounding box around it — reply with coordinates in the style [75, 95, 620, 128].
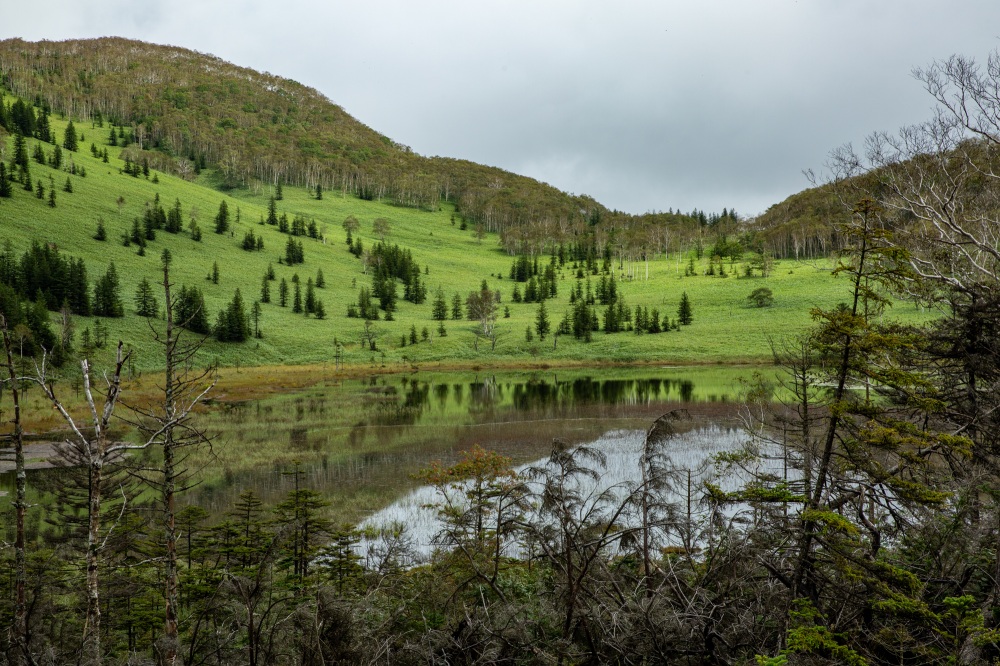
[0, 37, 847, 264]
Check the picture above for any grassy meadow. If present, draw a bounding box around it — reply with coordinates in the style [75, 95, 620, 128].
[1, 97, 935, 380]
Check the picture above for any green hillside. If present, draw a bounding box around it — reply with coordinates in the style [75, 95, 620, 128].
[0, 39, 932, 372]
[0, 94, 929, 372]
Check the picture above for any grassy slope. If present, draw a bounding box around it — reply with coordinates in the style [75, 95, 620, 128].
[0, 98, 932, 373]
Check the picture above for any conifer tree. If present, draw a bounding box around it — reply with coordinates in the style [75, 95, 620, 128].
[432, 287, 448, 321]
[677, 291, 693, 325]
[134, 278, 158, 317]
[63, 120, 78, 152]
[215, 289, 250, 342]
[93, 262, 124, 317]
[0, 162, 10, 198]
[260, 275, 271, 304]
[535, 301, 550, 340]
[279, 278, 289, 307]
[304, 278, 316, 315]
[214, 200, 230, 234]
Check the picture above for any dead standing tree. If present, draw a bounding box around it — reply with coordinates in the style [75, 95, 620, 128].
[36, 342, 129, 666]
[123, 249, 216, 664]
[1, 315, 33, 666]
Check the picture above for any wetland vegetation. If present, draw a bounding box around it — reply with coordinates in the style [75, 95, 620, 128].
[5, 36, 1000, 666]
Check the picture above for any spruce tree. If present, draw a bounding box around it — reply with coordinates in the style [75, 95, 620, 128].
[279, 278, 289, 307]
[215, 289, 250, 342]
[134, 278, 158, 317]
[266, 196, 278, 225]
[261, 275, 271, 303]
[678, 291, 693, 325]
[214, 200, 230, 234]
[304, 278, 316, 315]
[432, 287, 448, 321]
[63, 120, 78, 152]
[0, 162, 10, 198]
[535, 301, 550, 340]
[293, 282, 302, 313]
[93, 262, 124, 317]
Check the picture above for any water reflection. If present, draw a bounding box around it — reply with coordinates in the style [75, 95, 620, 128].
[355, 374, 709, 428]
[2, 368, 755, 522]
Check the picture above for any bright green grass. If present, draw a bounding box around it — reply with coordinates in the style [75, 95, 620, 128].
[0, 100, 936, 372]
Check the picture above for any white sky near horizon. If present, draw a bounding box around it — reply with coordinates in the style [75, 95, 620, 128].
[2, 1, 999, 217]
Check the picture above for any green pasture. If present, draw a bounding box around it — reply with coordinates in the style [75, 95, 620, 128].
[0, 99, 936, 373]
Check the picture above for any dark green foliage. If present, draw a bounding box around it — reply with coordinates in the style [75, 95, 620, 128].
[94, 218, 107, 241]
[279, 278, 289, 307]
[260, 275, 271, 303]
[304, 278, 316, 315]
[292, 281, 302, 313]
[678, 291, 693, 325]
[352, 286, 378, 320]
[432, 287, 448, 321]
[63, 120, 78, 151]
[63, 177, 72, 193]
[535, 300, 550, 340]
[242, 229, 263, 251]
[166, 198, 183, 233]
[266, 196, 278, 225]
[92, 261, 124, 317]
[174, 284, 210, 333]
[0, 162, 11, 198]
[0, 242, 91, 316]
[747, 287, 774, 307]
[315, 269, 325, 288]
[12, 131, 29, 170]
[0, 283, 57, 356]
[134, 277, 158, 317]
[215, 288, 250, 341]
[214, 200, 230, 234]
[284, 237, 305, 264]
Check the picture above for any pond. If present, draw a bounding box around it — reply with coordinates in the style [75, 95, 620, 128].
[185, 365, 763, 522]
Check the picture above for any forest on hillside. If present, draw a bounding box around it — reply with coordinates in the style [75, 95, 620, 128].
[0, 37, 849, 265]
[4, 42, 1000, 665]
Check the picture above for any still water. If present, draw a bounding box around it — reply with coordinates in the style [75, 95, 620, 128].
[190, 366, 759, 521]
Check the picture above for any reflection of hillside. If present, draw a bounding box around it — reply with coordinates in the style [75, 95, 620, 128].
[359, 374, 710, 427]
[177, 369, 750, 520]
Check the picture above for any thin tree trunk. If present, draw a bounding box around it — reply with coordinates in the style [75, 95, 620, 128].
[1, 317, 31, 666]
[162, 261, 180, 665]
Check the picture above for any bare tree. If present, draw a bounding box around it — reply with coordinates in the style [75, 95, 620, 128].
[124, 249, 215, 664]
[1, 315, 33, 666]
[36, 343, 130, 666]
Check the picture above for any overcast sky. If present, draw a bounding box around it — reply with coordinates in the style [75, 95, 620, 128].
[3, 1, 999, 216]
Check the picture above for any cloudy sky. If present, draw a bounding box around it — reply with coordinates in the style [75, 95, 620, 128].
[3, 1, 999, 216]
